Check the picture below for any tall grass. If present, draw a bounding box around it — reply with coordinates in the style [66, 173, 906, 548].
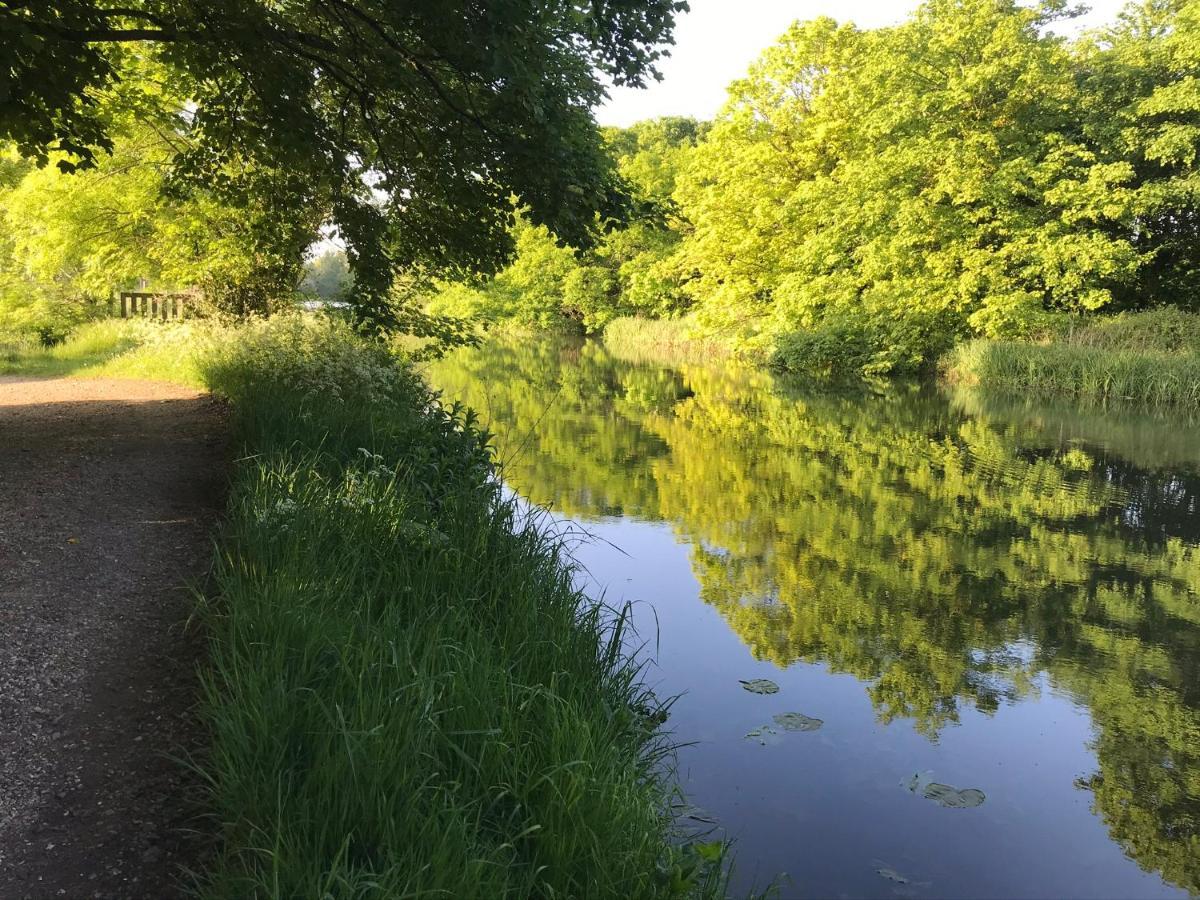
[0, 318, 213, 385]
[947, 338, 1200, 409]
[192, 319, 727, 898]
[602, 316, 732, 367]
[1053, 307, 1200, 354]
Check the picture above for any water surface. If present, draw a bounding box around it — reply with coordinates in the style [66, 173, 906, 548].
[426, 338, 1200, 899]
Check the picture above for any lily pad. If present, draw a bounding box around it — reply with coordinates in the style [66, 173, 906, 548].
[905, 773, 985, 808]
[739, 678, 780, 695]
[922, 783, 986, 808]
[773, 712, 823, 732]
[744, 725, 783, 746]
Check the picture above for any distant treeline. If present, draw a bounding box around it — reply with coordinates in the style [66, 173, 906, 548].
[428, 0, 1200, 375]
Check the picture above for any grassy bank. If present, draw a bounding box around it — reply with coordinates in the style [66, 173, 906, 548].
[5, 318, 727, 897]
[602, 316, 733, 367]
[197, 319, 727, 896]
[1, 319, 213, 385]
[946, 310, 1200, 409]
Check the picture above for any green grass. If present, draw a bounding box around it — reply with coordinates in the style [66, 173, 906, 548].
[0, 319, 212, 385]
[192, 320, 729, 897]
[947, 338, 1200, 409]
[1051, 307, 1200, 354]
[602, 316, 733, 367]
[4, 317, 729, 897]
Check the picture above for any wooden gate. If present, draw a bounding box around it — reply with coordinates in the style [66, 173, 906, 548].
[113, 292, 191, 320]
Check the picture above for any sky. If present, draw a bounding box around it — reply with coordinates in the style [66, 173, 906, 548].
[598, 0, 1131, 126]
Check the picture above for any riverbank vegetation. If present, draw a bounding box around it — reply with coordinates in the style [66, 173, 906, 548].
[946, 307, 1200, 407]
[603, 316, 733, 366]
[423, 0, 1200, 396]
[198, 319, 726, 897]
[1, 318, 730, 896]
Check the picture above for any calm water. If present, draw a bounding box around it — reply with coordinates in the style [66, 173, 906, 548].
[426, 338, 1200, 899]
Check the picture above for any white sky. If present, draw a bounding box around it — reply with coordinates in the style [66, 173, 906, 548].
[598, 0, 1131, 126]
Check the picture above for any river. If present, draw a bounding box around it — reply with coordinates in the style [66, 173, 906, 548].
[426, 336, 1200, 899]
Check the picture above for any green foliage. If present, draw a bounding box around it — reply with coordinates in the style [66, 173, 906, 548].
[1, 0, 688, 329]
[427, 117, 708, 332]
[947, 337, 1200, 407]
[0, 64, 321, 330]
[1059, 306, 1200, 353]
[676, 2, 1158, 372]
[191, 318, 727, 897]
[1078, 0, 1200, 307]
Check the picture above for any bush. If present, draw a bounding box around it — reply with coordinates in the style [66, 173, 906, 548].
[770, 310, 959, 378]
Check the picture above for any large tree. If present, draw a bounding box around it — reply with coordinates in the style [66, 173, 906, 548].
[425, 116, 707, 331]
[0, 0, 685, 328]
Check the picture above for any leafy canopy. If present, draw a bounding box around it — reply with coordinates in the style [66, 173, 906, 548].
[426, 116, 708, 332]
[0, 0, 687, 329]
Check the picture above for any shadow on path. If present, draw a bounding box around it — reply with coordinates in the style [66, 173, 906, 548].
[0, 378, 228, 899]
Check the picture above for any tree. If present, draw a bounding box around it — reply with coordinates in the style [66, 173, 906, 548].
[0, 0, 686, 329]
[1078, 0, 1200, 308]
[675, 2, 1157, 375]
[426, 117, 708, 331]
[0, 66, 319, 325]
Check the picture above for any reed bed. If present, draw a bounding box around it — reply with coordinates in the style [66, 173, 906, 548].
[602, 316, 733, 367]
[948, 338, 1200, 409]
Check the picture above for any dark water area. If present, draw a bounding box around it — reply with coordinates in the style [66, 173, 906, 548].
[426, 338, 1200, 899]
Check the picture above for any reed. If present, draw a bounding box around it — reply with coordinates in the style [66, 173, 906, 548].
[602, 316, 733, 367]
[947, 338, 1200, 409]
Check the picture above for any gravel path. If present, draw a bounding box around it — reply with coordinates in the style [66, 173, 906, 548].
[0, 377, 227, 898]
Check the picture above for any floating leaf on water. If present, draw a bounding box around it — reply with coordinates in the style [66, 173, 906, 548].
[744, 725, 783, 746]
[739, 678, 780, 695]
[871, 861, 932, 893]
[921, 782, 986, 808]
[773, 712, 823, 732]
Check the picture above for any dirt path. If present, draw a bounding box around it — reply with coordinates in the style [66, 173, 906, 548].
[0, 377, 227, 899]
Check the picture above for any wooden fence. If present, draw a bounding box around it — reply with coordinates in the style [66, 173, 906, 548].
[112, 291, 192, 321]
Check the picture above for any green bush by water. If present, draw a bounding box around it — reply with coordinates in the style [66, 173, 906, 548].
[193, 319, 727, 897]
